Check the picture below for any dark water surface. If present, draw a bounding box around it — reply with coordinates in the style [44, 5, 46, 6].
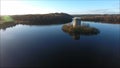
[0, 21, 120, 68]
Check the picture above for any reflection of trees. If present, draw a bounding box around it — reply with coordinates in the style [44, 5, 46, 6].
[0, 20, 72, 30]
[62, 24, 100, 40]
[0, 20, 73, 30]
[0, 22, 17, 30]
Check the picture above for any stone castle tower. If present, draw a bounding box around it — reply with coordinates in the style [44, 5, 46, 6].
[73, 17, 81, 28]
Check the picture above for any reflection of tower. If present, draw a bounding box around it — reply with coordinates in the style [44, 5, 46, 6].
[73, 17, 81, 28]
[72, 33, 80, 40]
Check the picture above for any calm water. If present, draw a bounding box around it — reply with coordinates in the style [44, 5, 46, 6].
[0, 21, 120, 68]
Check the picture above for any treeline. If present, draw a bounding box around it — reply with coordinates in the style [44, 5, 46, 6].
[0, 13, 73, 29]
[73, 14, 120, 24]
[11, 13, 73, 24]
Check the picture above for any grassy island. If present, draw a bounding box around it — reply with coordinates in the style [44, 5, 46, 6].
[62, 24, 100, 35]
[62, 24, 100, 40]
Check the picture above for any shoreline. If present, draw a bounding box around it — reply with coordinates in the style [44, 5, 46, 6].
[72, 14, 120, 24]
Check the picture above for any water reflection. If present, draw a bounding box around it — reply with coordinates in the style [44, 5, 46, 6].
[0, 22, 17, 30]
[71, 33, 81, 40]
[62, 19, 100, 40]
[0, 20, 72, 30]
[0, 19, 119, 68]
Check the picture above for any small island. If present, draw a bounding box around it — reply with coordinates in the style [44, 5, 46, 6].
[62, 24, 100, 35]
[62, 19, 100, 40]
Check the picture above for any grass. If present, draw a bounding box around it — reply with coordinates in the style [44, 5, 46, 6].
[1, 16, 15, 23]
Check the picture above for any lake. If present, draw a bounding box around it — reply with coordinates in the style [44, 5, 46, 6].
[0, 20, 120, 68]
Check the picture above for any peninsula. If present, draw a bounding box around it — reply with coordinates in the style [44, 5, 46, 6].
[0, 13, 73, 29]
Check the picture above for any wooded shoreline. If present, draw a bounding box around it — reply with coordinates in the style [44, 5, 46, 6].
[0, 13, 73, 24]
[0, 13, 73, 29]
[72, 14, 120, 24]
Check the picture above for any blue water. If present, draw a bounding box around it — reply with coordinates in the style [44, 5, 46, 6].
[0, 21, 120, 68]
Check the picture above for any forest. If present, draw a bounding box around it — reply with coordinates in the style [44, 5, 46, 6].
[0, 13, 73, 29]
[0, 13, 73, 24]
[73, 14, 120, 24]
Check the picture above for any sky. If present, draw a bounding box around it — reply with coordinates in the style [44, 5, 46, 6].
[1, 0, 120, 15]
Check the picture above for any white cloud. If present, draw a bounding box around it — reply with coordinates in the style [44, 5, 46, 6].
[1, 1, 56, 15]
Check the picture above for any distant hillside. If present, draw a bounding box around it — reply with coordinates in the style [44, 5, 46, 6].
[72, 14, 120, 24]
[0, 13, 73, 29]
[0, 13, 73, 24]
[72, 14, 120, 17]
